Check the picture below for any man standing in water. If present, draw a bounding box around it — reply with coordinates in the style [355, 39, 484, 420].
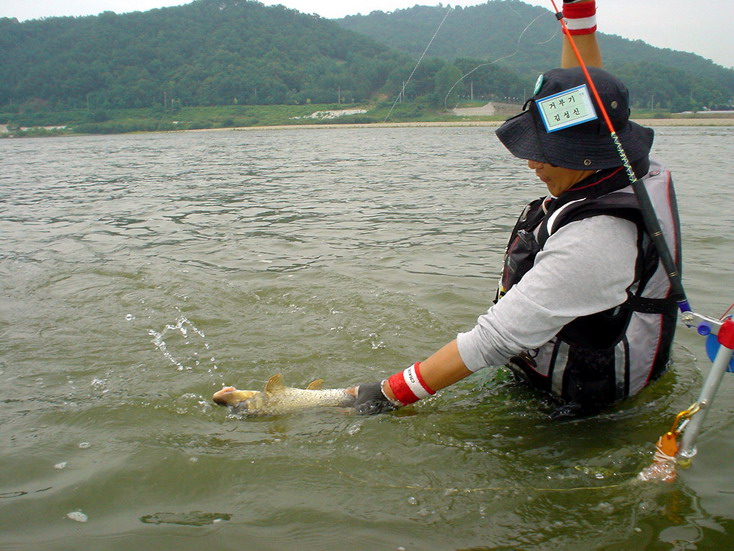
[354, 0, 682, 417]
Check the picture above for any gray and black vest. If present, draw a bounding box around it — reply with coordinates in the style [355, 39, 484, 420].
[498, 158, 681, 411]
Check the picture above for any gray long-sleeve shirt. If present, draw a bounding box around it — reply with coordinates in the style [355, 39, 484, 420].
[456, 214, 639, 371]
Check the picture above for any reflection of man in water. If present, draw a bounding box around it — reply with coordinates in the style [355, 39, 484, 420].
[354, 0, 681, 417]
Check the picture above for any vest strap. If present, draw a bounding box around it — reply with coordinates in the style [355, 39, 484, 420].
[624, 295, 674, 315]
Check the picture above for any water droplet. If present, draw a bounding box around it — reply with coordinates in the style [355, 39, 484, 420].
[78, 442, 91, 449]
[125, 314, 135, 321]
[407, 496, 418, 505]
[67, 511, 88, 522]
[54, 462, 67, 469]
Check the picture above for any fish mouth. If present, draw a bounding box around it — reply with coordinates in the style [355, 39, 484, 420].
[212, 387, 258, 407]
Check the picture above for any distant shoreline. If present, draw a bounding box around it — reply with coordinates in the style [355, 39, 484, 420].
[202, 117, 734, 132]
[633, 118, 734, 126]
[3, 116, 733, 139]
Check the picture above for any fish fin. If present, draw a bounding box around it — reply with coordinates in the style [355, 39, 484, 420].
[306, 379, 324, 390]
[265, 373, 286, 394]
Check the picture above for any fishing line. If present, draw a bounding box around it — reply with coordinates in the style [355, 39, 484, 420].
[443, 12, 558, 111]
[382, 6, 559, 119]
[322, 462, 634, 494]
[720, 302, 734, 320]
[383, 5, 453, 123]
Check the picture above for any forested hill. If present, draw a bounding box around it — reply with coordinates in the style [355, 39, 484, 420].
[0, 0, 406, 110]
[2, 0, 733, 114]
[338, 1, 734, 110]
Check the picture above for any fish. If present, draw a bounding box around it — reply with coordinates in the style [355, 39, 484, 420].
[212, 373, 357, 416]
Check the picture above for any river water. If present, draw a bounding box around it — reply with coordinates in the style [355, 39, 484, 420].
[1, 125, 733, 550]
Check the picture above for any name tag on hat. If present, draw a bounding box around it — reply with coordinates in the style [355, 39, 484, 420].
[536, 84, 598, 132]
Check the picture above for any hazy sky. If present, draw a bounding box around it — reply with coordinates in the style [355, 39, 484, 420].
[2, 0, 732, 68]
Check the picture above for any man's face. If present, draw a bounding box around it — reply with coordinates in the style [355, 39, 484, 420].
[526, 160, 594, 196]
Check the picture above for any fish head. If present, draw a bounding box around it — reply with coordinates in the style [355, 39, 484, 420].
[214, 374, 287, 411]
[212, 386, 260, 407]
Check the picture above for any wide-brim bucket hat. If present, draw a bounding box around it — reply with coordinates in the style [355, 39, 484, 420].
[496, 66, 654, 171]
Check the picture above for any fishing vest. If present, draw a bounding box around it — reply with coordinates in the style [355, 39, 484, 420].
[498, 158, 681, 411]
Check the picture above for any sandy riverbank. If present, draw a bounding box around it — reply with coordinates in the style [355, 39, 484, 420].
[633, 118, 734, 126]
[4, 116, 733, 138]
[216, 117, 734, 132]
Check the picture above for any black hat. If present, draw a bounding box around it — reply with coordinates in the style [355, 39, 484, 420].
[496, 66, 654, 170]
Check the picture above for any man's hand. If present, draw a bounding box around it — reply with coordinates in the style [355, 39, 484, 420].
[353, 382, 399, 415]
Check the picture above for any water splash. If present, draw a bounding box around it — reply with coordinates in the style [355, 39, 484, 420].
[637, 458, 677, 483]
[66, 511, 88, 523]
[148, 315, 216, 372]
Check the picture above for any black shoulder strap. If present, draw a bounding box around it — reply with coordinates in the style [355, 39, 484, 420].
[504, 196, 547, 250]
[537, 191, 642, 248]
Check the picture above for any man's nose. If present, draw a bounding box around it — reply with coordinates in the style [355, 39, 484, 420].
[527, 160, 544, 170]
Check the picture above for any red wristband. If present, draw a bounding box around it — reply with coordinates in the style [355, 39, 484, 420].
[387, 362, 435, 405]
[563, 0, 597, 35]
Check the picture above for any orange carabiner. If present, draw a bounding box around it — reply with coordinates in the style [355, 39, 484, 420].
[656, 430, 679, 458]
[639, 404, 701, 482]
[662, 404, 701, 454]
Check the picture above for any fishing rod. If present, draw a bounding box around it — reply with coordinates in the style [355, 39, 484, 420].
[548, 0, 734, 482]
[549, 0, 690, 313]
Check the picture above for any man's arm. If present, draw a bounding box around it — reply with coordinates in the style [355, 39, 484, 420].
[561, 0, 602, 68]
[383, 340, 472, 402]
[354, 215, 639, 414]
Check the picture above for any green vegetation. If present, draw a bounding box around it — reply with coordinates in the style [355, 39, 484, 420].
[339, 1, 734, 111]
[1, 0, 732, 138]
[0, 104, 335, 137]
[0, 0, 406, 111]
[1, 101, 505, 138]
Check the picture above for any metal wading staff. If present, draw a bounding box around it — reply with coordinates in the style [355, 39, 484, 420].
[676, 313, 734, 461]
[548, 0, 733, 481]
